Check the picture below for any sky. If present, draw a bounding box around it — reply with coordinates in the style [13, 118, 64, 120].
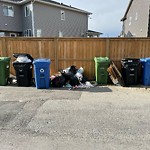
[57, 0, 130, 37]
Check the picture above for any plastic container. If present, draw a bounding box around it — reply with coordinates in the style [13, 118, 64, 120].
[33, 59, 51, 89]
[94, 57, 110, 84]
[0, 57, 11, 86]
[13, 53, 33, 87]
[140, 58, 150, 86]
[121, 58, 140, 86]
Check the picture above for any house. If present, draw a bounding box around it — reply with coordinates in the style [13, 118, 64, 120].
[86, 30, 103, 38]
[120, 0, 150, 37]
[0, 0, 91, 37]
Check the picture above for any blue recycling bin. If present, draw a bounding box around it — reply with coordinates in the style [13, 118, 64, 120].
[140, 58, 150, 86]
[33, 59, 51, 89]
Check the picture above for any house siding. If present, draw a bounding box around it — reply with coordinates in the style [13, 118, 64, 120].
[0, 1, 22, 32]
[0, 0, 89, 37]
[33, 2, 88, 37]
[22, 3, 33, 35]
[124, 0, 150, 37]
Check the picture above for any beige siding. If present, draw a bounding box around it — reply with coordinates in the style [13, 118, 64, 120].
[124, 0, 150, 37]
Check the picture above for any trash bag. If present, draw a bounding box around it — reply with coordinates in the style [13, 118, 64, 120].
[51, 76, 66, 87]
[75, 72, 83, 81]
[69, 65, 77, 75]
[13, 53, 34, 62]
[69, 76, 80, 86]
[77, 67, 84, 74]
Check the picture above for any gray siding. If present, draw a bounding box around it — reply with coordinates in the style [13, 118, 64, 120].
[124, 0, 150, 37]
[33, 2, 88, 37]
[22, 3, 32, 34]
[0, 1, 22, 32]
[0, 1, 89, 37]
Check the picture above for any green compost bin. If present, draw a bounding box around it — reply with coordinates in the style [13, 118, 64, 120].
[0, 57, 11, 86]
[94, 57, 110, 84]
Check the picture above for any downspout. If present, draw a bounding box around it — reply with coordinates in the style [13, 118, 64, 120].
[120, 17, 126, 37]
[147, 5, 150, 37]
[31, 0, 35, 37]
[122, 20, 125, 37]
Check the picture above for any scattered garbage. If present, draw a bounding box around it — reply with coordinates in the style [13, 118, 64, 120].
[51, 75, 66, 88]
[77, 81, 94, 89]
[51, 65, 94, 89]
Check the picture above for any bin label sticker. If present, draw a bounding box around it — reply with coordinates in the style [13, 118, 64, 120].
[40, 68, 44, 73]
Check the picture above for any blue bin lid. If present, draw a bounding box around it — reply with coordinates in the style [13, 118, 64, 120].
[33, 58, 51, 64]
[140, 58, 150, 62]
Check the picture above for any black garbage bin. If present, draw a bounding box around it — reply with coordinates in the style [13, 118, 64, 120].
[121, 58, 140, 86]
[13, 53, 33, 87]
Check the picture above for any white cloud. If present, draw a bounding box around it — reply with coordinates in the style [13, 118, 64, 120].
[59, 0, 130, 37]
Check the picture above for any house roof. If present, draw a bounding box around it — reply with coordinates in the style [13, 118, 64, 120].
[86, 30, 103, 37]
[87, 30, 103, 35]
[121, 0, 133, 21]
[3, 0, 92, 15]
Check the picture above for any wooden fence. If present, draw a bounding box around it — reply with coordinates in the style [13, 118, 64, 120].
[0, 37, 150, 80]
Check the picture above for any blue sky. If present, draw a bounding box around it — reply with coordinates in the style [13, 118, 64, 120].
[57, 0, 130, 37]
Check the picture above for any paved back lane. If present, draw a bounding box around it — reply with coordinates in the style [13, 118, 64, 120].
[0, 86, 150, 150]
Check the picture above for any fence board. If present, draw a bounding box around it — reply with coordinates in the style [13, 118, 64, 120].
[0, 39, 2, 56]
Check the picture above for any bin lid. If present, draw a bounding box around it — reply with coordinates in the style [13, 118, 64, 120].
[94, 57, 110, 63]
[13, 53, 33, 62]
[15, 56, 32, 63]
[33, 58, 51, 64]
[140, 58, 150, 62]
[0, 57, 11, 62]
[121, 58, 139, 62]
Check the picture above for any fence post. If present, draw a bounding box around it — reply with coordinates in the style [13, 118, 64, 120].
[38, 41, 42, 57]
[54, 38, 59, 72]
[106, 38, 110, 58]
[2, 38, 7, 56]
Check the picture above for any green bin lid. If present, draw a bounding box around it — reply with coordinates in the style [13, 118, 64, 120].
[0, 57, 11, 62]
[94, 57, 110, 63]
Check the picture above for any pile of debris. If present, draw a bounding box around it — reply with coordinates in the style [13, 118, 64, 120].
[51, 65, 94, 89]
[107, 62, 125, 86]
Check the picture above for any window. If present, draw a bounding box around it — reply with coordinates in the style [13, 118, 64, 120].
[59, 31, 63, 37]
[3, 5, 14, 17]
[37, 29, 42, 37]
[129, 16, 132, 26]
[10, 33, 17, 37]
[24, 29, 32, 37]
[25, 5, 31, 17]
[0, 32, 5, 37]
[61, 10, 65, 20]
